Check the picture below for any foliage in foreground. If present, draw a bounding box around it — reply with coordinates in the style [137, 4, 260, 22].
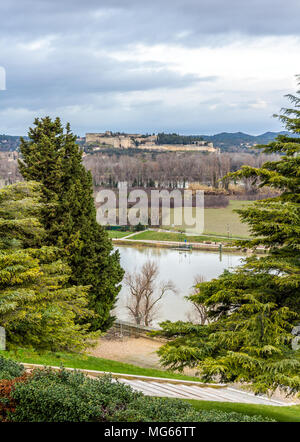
[19, 117, 124, 331]
[0, 357, 24, 380]
[0, 181, 96, 351]
[155, 80, 300, 395]
[187, 399, 300, 423]
[0, 357, 273, 422]
[0, 348, 206, 383]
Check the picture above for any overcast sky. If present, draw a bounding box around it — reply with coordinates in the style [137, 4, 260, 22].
[0, 0, 299, 135]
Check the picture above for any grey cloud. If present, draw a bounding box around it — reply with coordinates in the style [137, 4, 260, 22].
[0, 0, 299, 46]
[0, 0, 297, 135]
[1, 42, 215, 110]
[67, 93, 282, 136]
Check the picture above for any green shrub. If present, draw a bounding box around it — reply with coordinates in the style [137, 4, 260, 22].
[0, 356, 24, 380]
[109, 396, 272, 422]
[10, 369, 142, 422]
[6, 367, 274, 422]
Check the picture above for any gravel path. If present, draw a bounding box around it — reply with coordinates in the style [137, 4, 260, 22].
[87, 337, 162, 369]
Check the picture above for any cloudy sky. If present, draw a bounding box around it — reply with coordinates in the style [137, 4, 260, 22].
[0, 0, 299, 136]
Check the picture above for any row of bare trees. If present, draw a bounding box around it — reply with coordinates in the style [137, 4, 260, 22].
[0, 150, 279, 193]
[84, 151, 279, 190]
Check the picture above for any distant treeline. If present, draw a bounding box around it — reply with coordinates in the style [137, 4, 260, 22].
[84, 150, 280, 191]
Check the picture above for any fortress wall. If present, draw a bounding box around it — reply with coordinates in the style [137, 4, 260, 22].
[143, 144, 217, 152]
[86, 133, 104, 143]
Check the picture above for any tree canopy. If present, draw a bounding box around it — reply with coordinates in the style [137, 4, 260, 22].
[156, 82, 300, 395]
[0, 182, 96, 351]
[19, 117, 124, 330]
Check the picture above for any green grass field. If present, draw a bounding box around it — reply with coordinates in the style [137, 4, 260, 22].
[128, 231, 235, 243]
[107, 230, 131, 238]
[0, 349, 203, 383]
[128, 200, 253, 241]
[160, 200, 252, 238]
[203, 200, 252, 238]
[106, 200, 252, 239]
[155, 200, 253, 238]
[187, 399, 300, 423]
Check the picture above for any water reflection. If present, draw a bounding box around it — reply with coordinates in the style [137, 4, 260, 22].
[115, 245, 244, 325]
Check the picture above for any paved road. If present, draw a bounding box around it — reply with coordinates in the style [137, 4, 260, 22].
[23, 363, 292, 406]
[115, 378, 288, 406]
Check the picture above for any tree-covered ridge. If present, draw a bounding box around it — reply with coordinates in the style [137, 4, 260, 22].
[0, 182, 96, 351]
[201, 131, 299, 150]
[157, 133, 204, 145]
[18, 117, 124, 331]
[156, 83, 300, 395]
[2, 131, 297, 153]
[0, 135, 23, 151]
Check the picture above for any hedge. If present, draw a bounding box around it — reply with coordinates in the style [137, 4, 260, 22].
[0, 356, 274, 422]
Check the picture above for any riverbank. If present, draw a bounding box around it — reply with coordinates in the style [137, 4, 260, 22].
[112, 236, 267, 254]
[114, 244, 245, 324]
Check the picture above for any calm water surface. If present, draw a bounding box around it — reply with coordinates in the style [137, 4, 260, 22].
[114, 245, 244, 325]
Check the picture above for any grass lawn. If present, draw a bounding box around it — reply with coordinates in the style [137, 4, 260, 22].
[158, 200, 252, 238]
[107, 200, 252, 239]
[129, 230, 236, 243]
[203, 200, 253, 238]
[107, 230, 131, 238]
[187, 399, 300, 423]
[0, 348, 203, 383]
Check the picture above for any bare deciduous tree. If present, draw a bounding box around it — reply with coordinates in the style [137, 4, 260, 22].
[186, 275, 211, 325]
[124, 260, 176, 326]
[83, 150, 280, 191]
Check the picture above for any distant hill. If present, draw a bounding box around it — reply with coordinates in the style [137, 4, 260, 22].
[0, 134, 22, 151]
[157, 131, 298, 151]
[1, 130, 298, 153]
[201, 131, 295, 151]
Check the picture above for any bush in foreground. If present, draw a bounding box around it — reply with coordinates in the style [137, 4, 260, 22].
[0, 357, 273, 422]
[0, 357, 24, 380]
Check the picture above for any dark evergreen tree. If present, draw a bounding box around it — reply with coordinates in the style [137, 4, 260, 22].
[156, 81, 300, 395]
[0, 182, 95, 351]
[19, 117, 124, 330]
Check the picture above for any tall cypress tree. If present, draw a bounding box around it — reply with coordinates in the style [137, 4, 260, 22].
[156, 82, 300, 395]
[19, 117, 124, 330]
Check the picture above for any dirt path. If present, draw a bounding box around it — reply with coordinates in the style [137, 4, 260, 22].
[87, 337, 163, 369]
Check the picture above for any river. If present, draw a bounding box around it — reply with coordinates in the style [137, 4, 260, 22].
[114, 245, 245, 326]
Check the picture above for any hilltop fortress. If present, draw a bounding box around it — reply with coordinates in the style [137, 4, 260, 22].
[85, 131, 218, 153]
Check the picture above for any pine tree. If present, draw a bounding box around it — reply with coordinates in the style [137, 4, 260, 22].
[0, 182, 96, 351]
[19, 117, 124, 330]
[156, 81, 300, 395]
